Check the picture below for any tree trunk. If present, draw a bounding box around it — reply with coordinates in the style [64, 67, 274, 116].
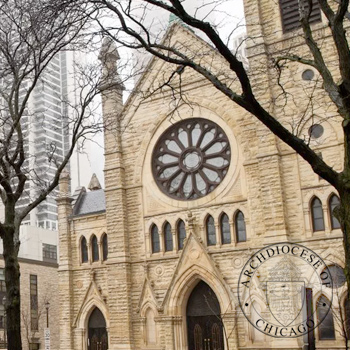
[2, 225, 22, 350]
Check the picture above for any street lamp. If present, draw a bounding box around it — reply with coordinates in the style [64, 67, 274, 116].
[45, 301, 50, 328]
[2, 296, 6, 347]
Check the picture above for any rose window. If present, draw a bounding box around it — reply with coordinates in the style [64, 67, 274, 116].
[152, 118, 231, 200]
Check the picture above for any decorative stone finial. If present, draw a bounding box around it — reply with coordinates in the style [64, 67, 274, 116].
[187, 211, 195, 229]
[88, 173, 102, 191]
[98, 37, 120, 64]
[98, 37, 125, 92]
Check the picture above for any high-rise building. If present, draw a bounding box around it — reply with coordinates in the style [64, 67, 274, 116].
[17, 52, 68, 230]
[15, 51, 93, 230]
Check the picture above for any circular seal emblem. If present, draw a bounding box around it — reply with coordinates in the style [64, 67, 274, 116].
[237, 242, 333, 338]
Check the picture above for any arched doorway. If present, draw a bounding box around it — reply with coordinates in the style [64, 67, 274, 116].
[88, 308, 108, 350]
[186, 281, 223, 350]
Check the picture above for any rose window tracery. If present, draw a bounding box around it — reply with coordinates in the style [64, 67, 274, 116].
[152, 118, 231, 200]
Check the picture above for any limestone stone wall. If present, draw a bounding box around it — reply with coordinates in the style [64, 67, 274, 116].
[58, 7, 347, 350]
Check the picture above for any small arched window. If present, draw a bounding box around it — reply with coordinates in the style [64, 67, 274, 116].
[220, 213, 231, 244]
[329, 194, 341, 230]
[102, 234, 108, 261]
[206, 216, 216, 246]
[91, 235, 99, 262]
[177, 220, 186, 250]
[317, 295, 335, 340]
[235, 211, 246, 242]
[151, 225, 160, 253]
[311, 197, 325, 231]
[81, 236, 88, 263]
[164, 222, 173, 252]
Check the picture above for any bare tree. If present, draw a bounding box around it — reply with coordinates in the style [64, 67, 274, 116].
[82, 0, 350, 296]
[0, 1, 108, 349]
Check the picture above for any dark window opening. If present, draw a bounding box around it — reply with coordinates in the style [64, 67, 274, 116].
[220, 213, 231, 244]
[151, 225, 160, 253]
[329, 194, 341, 230]
[235, 211, 246, 242]
[91, 235, 99, 262]
[206, 216, 216, 246]
[164, 223, 173, 252]
[30, 275, 38, 331]
[102, 234, 108, 261]
[317, 295, 335, 340]
[81, 237, 88, 263]
[178, 220, 186, 250]
[311, 197, 325, 231]
[280, 0, 321, 33]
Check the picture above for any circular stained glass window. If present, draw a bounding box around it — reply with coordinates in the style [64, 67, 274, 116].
[321, 265, 346, 288]
[152, 118, 231, 200]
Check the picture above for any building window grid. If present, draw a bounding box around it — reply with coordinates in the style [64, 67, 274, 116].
[30, 275, 38, 331]
[42, 244, 57, 261]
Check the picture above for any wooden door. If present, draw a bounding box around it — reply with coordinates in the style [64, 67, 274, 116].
[186, 281, 223, 350]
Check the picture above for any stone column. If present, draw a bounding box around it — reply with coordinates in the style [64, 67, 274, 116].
[57, 171, 74, 350]
[99, 38, 134, 350]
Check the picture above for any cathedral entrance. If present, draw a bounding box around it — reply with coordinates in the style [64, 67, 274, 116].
[186, 281, 223, 350]
[88, 308, 108, 350]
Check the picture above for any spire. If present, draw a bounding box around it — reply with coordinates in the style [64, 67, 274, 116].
[88, 173, 102, 191]
[98, 37, 125, 91]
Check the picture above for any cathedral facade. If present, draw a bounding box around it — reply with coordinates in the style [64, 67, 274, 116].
[58, 1, 347, 349]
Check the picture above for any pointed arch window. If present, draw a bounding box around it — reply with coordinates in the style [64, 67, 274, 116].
[81, 237, 88, 263]
[102, 234, 108, 261]
[151, 225, 160, 253]
[164, 222, 173, 252]
[212, 323, 222, 349]
[177, 220, 186, 250]
[220, 213, 231, 244]
[206, 216, 216, 246]
[235, 211, 246, 242]
[317, 295, 335, 340]
[329, 194, 341, 230]
[91, 235, 99, 262]
[311, 197, 325, 231]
